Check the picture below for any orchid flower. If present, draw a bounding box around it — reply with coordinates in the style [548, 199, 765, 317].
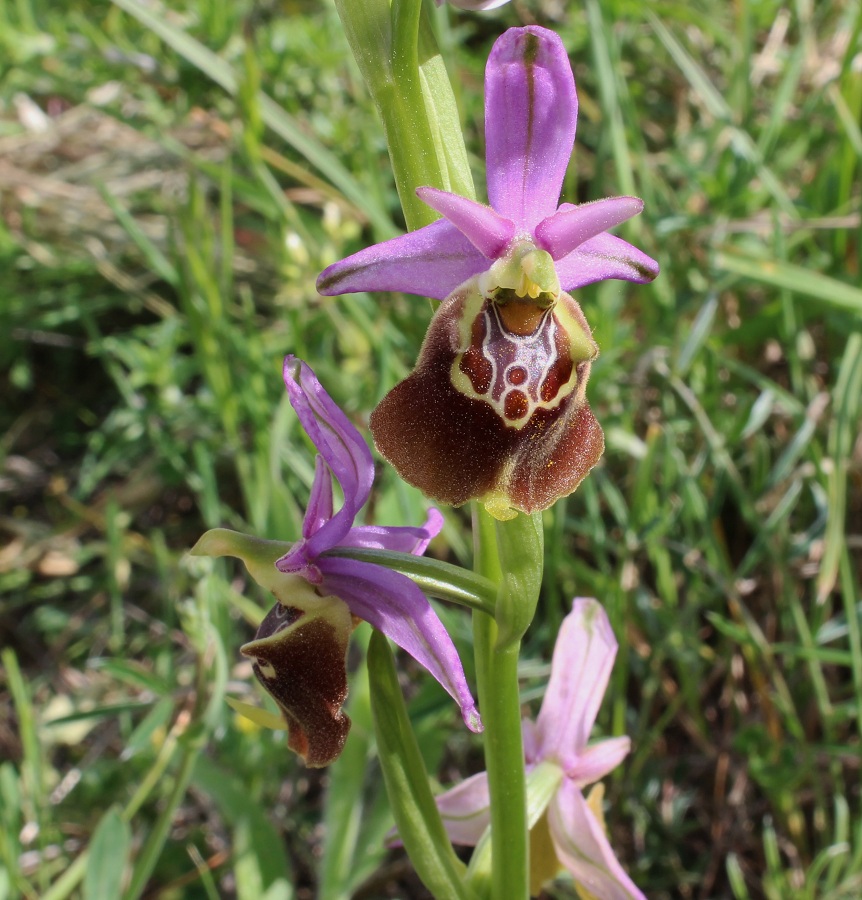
[434, 599, 644, 898]
[192, 357, 481, 767]
[317, 26, 658, 520]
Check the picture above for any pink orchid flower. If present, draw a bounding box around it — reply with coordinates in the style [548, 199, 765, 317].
[435, 599, 644, 898]
[192, 358, 481, 767]
[317, 27, 658, 520]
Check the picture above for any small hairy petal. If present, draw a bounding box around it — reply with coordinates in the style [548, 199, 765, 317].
[303, 457, 334, 539]
[316, 218, 489, 302]
[241, 597, 353, 768]
[535, 599, 618, 764]
[485, 26, 577, 228]
[320, 556, 482, 732]
[416, 187, 515, 258]
[534, 197, 644, 261]
[283, 357, 374, 556]
[549, 781, 646, 900]
[435, 771, 492, 845]
[554, 232, 660, 292]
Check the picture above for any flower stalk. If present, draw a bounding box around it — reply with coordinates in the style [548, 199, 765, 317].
[333, 0, 475, 229]
[469, 505, 542, 898]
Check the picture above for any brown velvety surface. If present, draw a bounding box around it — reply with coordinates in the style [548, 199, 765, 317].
[370, 287, 604, 514]
[243, 602, 351, 768]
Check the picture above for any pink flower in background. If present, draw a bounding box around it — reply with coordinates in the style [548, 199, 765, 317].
[435, 599, 644, 898]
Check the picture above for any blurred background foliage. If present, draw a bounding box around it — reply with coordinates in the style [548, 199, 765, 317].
[0, 0, 860, 897]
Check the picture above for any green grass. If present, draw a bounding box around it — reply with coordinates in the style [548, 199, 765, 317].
[1, 0, 860, 897]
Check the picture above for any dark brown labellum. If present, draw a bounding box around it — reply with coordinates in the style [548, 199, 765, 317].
[370, 281, 604, 518]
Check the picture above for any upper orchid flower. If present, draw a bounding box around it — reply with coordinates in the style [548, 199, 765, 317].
[317, 26, 657, 303]
[192, 357, 481, 767]
[317, 27, 659, 520]
[434, 599, 644, 898]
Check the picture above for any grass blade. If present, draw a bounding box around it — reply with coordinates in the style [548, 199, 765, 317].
[109, 0, 395, 238]
[818, 333, 862, 601]
[716, 252, 862, 314]
[84, 807, 131, 900]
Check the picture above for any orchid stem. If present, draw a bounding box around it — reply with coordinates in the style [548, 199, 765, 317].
[386, 0, 451, 227]
[471, 505, 529, 900]
[335, 0, 473, 229]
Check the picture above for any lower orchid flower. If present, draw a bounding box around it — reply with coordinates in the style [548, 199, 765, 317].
[434, 599, 644, 898]
[192, 357, 481, 767]
[317, 27, 659, 520]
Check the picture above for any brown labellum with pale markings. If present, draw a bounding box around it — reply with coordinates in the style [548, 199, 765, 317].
[370, 279, 604, 520]
[241, 596, 353, 768]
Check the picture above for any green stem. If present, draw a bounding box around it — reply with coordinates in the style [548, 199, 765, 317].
[470, 506, 529, 900]
[325, 547, 497, 616]
[334, 0, 474, 228]
[368, 631, 476, 900]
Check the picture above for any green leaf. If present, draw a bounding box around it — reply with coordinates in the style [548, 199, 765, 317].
[84, 807, 130, 900]
[493, 512, 544, 648]
[716, 252, 862, 314]
[417, 13, 474, 202]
